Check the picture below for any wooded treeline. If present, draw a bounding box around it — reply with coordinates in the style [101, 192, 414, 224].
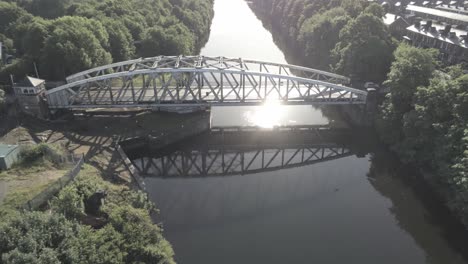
[0, 0, 214, 82]
[250, 0, 396, 83]
[251, 0, 468, 229]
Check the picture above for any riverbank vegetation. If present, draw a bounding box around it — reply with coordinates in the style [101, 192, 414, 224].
[0, 0, 214, 82]
[377, 44, 468, 226]
[250, 0, 396, 83]
[250, 0, 468, 229]
[0, 164, 175, 263]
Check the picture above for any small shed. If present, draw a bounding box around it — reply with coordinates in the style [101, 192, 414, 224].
[0, 144, 20, 170]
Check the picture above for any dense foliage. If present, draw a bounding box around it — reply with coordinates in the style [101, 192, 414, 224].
[377, 44, 468, 226]
[0, 0, 214, 82]
[251, 0, 468, 229]
[0, 88, 5, 112]
[251, 0, 396, 83]
[0, 165, 175, 263]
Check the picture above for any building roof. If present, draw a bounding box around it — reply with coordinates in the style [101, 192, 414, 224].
[436, 4, 468, 15]
[406, 23, 468, 48]
[15, 76, 45, 88]
[0, 144, 19, 158]
[407, 4, 468, 23]
[384, 13, 411, 27]
[384, 13, 399, 25]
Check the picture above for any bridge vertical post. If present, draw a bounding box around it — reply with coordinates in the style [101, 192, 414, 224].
[241, 152, 245, 175]
[365, 87, 378, 125]
[162, 156, 167, 176]
[241, 72, 245, 102]
[220, 73, 224, 103]
[197, 73, 202, 101]
[259, 64, 263, 99]
[107, 79, 114, 104]
[366, 88, 377, 113]
[202, 150, 207, 176]
[279, 66, 282, 100]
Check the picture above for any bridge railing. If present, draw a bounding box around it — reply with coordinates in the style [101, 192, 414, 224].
[65, 56, 350, 85]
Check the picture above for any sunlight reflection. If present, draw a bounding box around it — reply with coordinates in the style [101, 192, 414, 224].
[243, 100, 284, 128]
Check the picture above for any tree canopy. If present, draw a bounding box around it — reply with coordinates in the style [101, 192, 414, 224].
[0, 0, 214, 81]
[251, 0, 396, 83]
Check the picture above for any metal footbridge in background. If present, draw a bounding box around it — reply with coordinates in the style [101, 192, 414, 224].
[45, 56, 368, 110]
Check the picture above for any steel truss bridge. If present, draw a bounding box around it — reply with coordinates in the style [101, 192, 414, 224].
[131, 127, 354, 178]
[45, 56, 368, 109]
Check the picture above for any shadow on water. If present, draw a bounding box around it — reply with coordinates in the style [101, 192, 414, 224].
[369, 149, 468, 263]
[124, 125, 468, 264]
[127, 126, 372, 178]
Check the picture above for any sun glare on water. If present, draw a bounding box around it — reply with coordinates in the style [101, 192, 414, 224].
[244, 100, 284, 128]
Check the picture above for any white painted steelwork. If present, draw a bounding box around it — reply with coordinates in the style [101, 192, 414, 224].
[46, 56, 367, 109]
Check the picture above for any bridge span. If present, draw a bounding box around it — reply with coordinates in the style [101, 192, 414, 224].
[45, 56, 368, 110]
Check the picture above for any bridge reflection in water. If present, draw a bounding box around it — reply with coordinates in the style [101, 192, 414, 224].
[129, 126, 365, 178]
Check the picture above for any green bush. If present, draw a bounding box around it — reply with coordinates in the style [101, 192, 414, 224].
[19, 144, 49, 164]
[1, 165, 175, 263]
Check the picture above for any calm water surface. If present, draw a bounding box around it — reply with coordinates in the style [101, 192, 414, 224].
[137, 0, 468, 263]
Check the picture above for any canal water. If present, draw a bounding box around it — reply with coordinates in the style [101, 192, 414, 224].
[135, 0, 468, 263]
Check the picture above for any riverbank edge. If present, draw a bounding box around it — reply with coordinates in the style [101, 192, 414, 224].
[247, 2, 468, 232]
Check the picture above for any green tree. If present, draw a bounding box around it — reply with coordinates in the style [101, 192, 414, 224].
[102, 19, 135, 62]
[383, 43, 438, 115]
[11, 16, 50, 60]
[141, 23, 194, 57]
[40, 16, 112, 80]
[340, 0, 367, 17]
[363, 2, 385, 17]
[0, 2, 27, 33]
[333, 12, 395, 83]
[376, 44, 438, 147]
[298, 7, 350, 70]
[27, 0, 71, 19]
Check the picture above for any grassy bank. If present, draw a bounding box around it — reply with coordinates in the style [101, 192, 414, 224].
[0, 143, 71, 218]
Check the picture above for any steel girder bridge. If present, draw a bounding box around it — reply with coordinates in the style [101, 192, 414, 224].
[45, 56, 368, 110]
[130, 126, 353, 178]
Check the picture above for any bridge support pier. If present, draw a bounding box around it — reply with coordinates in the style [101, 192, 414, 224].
[365, 88, 378, 113]
[365, 88, 378, 124]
